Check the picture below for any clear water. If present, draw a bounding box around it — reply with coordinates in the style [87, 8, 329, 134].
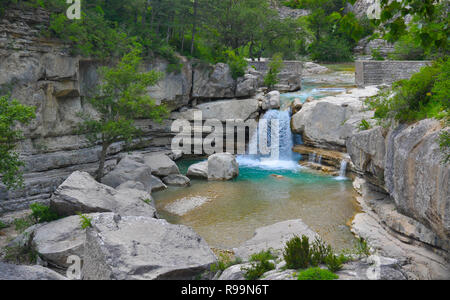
[154, 66, 359, 252]
[154, 163, 359, 251]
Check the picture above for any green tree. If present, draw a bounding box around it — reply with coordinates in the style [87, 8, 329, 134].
[0, 95, 35, 190]
[264, 53, 284, 90]
[79, 45, 168, 181]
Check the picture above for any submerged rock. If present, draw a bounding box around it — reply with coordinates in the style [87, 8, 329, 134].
[207, 153, 239, 181]
[50, 171, 156, 218]
[165, 196, 211, 216]
[233, 219, 319, 261]
[82, 213, 217, 280]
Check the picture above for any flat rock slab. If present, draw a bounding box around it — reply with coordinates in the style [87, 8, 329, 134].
[50, 171, 156, 218]
[0, 263, 67, 280]
[82, 213, 217, 280]
[234, 219, 319, 261]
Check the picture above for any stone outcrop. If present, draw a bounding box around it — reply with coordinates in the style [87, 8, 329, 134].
[233, 219, 319, 260]
[207, 153, 239, 181]
[261, 91, 281, 111]
[162, 174, 191, 187]
[143, 153, 180, 177]
[291, 87, 379, 151]
[82, 213, 217, 280]
[186, 161, 208, 179]
[50, 171, 156, 218]
[0, 262, 67, 280]
[192, 63, 236, 99]
[302, 62, 329, 76]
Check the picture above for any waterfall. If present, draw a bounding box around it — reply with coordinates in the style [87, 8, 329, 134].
[335, 160, 348, 180]
[237, 109, 300, 170]
[317, 155, 322, 165]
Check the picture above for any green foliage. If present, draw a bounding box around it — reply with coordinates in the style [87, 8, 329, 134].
[249, 249, 277, 263]
[0, 220, 8, 230]
[297, 267, 338, 280]
[210, 254, 243, 273]
[359, 119, 372, 131]
[143, 198, 152, 205]
[79, 45, 168, 180]
[377, 0, 449, 53]
[366, 59, 449, 123]
[242, 250, 276, 280]
[13, 217, 34, 233]
[371, 48, 385, 61]
[29, 203, 59, 223]
[78, 213, 93, 230]
[0, 94, 36, 190]
[225, 50, 248, 79]
[283, 235, 311, 269]
[310, 38, 354, 63]
[389, 32, 427, 61]
[354, 238, 371, 257]
[264, 53, 284, 90]
[439, 130, 450, 164]
[3, 232, 38, 264]
[324, 253, 344, 272]
[310, 238, 333, 267]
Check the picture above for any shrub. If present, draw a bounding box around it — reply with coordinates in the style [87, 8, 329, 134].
[264, 53, 284, 90]
[30, 203, 59, 223]
[13, 217, 35, 233]
[371, 48, 385, 61]
[310, 238, 333, 266]
[242, 259, 275, 280]
[225, 50, 248, 80]
[359, 119, 372, 131]
[439, 130, 450, 164]
[310, 38, 353, 63]
[389, 33, 427, 61]
[3, 232, 38, 265]
[0, 220, 7, 230]
[297, 267, 338, 280]
[249, 249, 277, 262]
[324, 253, 344, 272]
[354, 238, 371, 257]
[283, 235, 311, 269]
[366, 59, 449, 123]
[78, 213, 93, 230]
[210, 253, 242, 273]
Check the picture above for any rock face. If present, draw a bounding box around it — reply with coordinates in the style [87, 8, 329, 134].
[233, 219, 319, 260]
[186, 161, 208, 179]
[291, 87, 379, 150]
[0, 263, 67, 280]
[347, 126, 387, 188]
[82, 213, 217, 280]
[50, 171, 156, 218]
[262, 91, 281, 110]
[384, 120, 449, 247]
[192, 63, 235, 99]
[207, 153, 239, 181]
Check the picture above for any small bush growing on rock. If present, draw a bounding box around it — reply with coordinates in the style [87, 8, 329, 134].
[78, 213, 93, 230]
[249, 249, 277, 263]
[439, 130, 450, 164]
[30, 203, 59, 223]
[210, 253, 242, 273]
[359, 119, 372, 131]
[13, 217, 35, 233]
[324, 253, 344, 272]
[242, 260, 275, 280]
[264, 53, 284, 91]
[310, 238, 333, 266]
[354, 238, 371, 257]
[283, 235, 311, 269]
[297, 267, 338, 280]
[0, 220, 7, 230]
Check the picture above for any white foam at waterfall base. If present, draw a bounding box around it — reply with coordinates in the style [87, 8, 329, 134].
[334, 160, 349, 181]
[237, 109, 301, 171]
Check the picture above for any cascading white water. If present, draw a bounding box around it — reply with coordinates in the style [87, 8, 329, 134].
[335, 160, 348, 180]
[237, 109, 300, 170]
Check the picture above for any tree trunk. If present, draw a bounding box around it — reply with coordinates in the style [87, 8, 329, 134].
[96, 142, 109, 182]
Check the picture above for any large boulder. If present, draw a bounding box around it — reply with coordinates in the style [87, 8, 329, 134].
[275, 72, 301, 92]
[236, 74, 259, 97]
[32, 215, 92, 269]
[233, 219, 319, 260]
[291, 87, 379, 150]
[187, 161, 208, 179]
[192, 63, 235, 99]
[384, 119, 450, 247]
[0, 263, 67, 280]
[143, 153, 180, 177]
[81, 213, 217, 280]
[196, 98, 260, 122]
[262, 91, 281, 111]
[50, 171, 156, 218]
[302, 62, 329, 76]
[101, 156, 153, 190]
[207, 153, 239, 181]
